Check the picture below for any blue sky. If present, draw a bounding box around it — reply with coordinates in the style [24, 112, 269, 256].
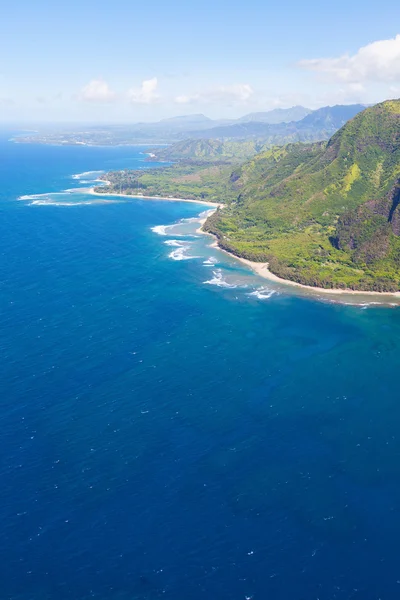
[1, 0, 400, 122]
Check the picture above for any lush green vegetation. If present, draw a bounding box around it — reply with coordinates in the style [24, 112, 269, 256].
[205, 100, 400, 291]
[98, 100, 400, 292]
[95, 163, 236, 203]
[152, 139, 265, 163]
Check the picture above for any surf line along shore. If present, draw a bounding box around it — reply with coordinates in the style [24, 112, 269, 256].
[88, 187, 223, 208]
[197, 225, 400, 302]
[90, 185, 400, 302]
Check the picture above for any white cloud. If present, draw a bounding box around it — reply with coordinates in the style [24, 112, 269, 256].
[313, 85, 368, 107]
[299, 34, 400, 83]
[174, 83, 254, 105]
[80, 79, 116, 103]
[128, 78, 159, 104]
[175, 94, 194, 104]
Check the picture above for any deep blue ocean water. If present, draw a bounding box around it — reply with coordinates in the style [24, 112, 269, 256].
[2, 131, 400, 600]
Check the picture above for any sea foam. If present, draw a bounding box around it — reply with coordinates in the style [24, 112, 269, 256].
[203, 257, 217, 266]
[29, 199, 122, 207]
[164, 240, 199, 261]
[248, 287, 276, 300]
[18, 192, 54, 201]
[151, 225, 171, 236]
[71, 170, 104, 180]
[203, 269, 239, 288]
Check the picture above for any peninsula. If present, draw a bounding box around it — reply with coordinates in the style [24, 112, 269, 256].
[94, 99, 400, 293]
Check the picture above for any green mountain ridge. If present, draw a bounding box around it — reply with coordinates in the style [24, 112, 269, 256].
[152, 138, 265, 162]
[205, 99, 400, 291]
[153, 105, 366, 164]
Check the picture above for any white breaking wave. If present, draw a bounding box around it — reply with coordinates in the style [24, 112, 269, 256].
[203, 257, 217, 266]
[151, 209, 213, 239]
[28, 199, 122, 207]
[164, 240, 183, 247]
[169, 247, 191, 261]
[18, 191, 79, 202]
[151, 224, 185, 236]
[340, 300, 396, 308]
[248, 287, 276, 300]
[18, 192, 55, 200]
[18, 187, 122, 207]
[151, 225, 170, 236]
[71, 170, 104, 180]
[198, 209, 216, 219]
[203, 269, 239, 288]
[164, 240, 199, 261]
[179, 216, 202, 224]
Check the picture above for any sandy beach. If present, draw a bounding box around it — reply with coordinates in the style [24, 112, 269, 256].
[202, 231, 400, 301]
[91, 185, 400, 302]
[232, 254, 400, 299]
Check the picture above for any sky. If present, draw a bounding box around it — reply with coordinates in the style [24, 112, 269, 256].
[1, 0, 400, 123]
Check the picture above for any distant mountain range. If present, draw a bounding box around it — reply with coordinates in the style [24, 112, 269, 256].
[14, 104, 366, 146]
[187, 105, 366, 140]
[153, 105, 367, 162]
[237, 106, 312, 124]
[134, 106, 314, 132]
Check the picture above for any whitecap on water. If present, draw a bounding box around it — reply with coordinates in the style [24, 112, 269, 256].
[203, 257, 217, 266]
[248, 287, 276, 300]
[18, 192, 56, 201]
[164, 240, 183, 247]
[29, 199, 122, 207]
[151, 224, 176, 236]
[151, 206, 216, 238]
[164, 240, 199, 261]
[71, 170, 104, 180]
[178, 216, 201, 224]
[203, 269, 239, 288]
[198, 209, 216, 219]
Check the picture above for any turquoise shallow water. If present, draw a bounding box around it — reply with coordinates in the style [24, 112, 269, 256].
[2, 132, 400, 599]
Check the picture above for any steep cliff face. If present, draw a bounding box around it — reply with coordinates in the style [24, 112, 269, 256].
[205, 100, 400, 291]
[335, 178, 400, 264]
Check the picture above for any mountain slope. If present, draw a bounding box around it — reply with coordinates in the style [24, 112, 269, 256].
[297, 104, 366, 129]
[152, 138, 266, 162]
[205, 100, 400, 291]
[152, 106, 366, 164]
[238, 106, 312, 124]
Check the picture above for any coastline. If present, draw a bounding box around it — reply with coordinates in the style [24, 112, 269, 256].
[89, 187, 223, 208]
[232, 253, 400, 299]
[91, 185, 400, 302]
[200, 228, 400, 301]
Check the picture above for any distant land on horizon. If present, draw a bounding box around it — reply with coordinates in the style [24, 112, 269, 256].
[12, 104, 365, 147]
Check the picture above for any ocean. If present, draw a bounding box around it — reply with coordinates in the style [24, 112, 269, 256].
[1, 131, 400, 600]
